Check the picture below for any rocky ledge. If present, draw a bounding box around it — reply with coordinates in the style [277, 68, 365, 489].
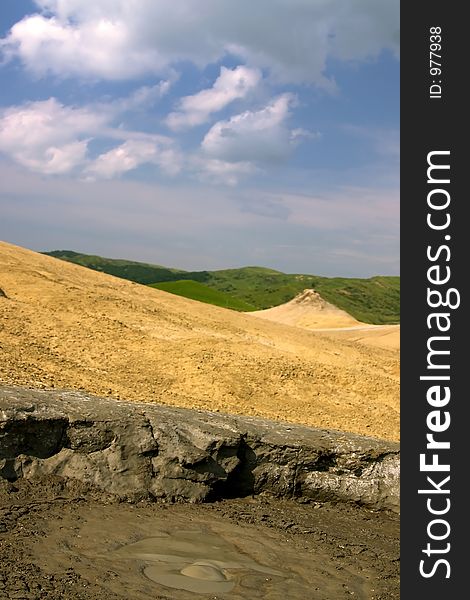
[0, 385, 399, 512]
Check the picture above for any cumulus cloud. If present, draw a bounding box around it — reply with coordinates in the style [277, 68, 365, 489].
[0, 0, 399, 84]
[0, 88, 313, 185]
[0, 95, 179, 178]
[0, 98, 105, 174]
[0, 13, 161, 80]
[166, 65, 261, 130]
[192, 94, 318, 184]
[201, 93, 300, 164]
[85, 140, 182, 180]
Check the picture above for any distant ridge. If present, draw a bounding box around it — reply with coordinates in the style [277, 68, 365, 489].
[43, 250, 400, 324]
[45, 250, 183, 285]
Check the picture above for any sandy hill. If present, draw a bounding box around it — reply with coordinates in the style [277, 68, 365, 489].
[250, 289, 400, 351]
[322, 325, 400, 351]
[0, 241, 399, 441]
[251, 289, 362, 329]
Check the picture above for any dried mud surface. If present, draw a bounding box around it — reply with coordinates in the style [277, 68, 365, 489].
[0, 478, 399, 600]
[0, 242, 399, 441]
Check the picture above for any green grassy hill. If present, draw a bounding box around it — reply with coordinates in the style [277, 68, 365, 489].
[45, 250, 182, 285]
[44, 250, 400, 324]
[194, 267, 314, 309]
[309, 275, 400, 324]
[150, 280, 257, 311]
[191, 268, 399, 324]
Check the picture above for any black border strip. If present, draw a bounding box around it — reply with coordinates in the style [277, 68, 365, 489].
[401, 3, 466, 596]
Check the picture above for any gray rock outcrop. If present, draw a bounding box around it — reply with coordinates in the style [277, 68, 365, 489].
[0, 385, 399, 512]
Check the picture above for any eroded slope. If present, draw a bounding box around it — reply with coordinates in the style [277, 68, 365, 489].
[0, 241, 399, 440]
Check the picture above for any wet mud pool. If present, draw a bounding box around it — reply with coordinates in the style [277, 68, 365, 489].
[0, 479, 399, 600]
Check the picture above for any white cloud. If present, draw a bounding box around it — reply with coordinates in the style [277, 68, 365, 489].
[85, 140, 182, 179]
[0, 13, 160, 80]
[0, 95, 179, 178]
[0, 89, 313, 186]
[0, 0, 399, 84]
[0, 98, 105, 174]
[201, 93, 298, 164]
[166, 65, 261, 130]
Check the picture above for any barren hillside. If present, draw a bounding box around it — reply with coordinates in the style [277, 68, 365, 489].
[250, 289, 400, 350]
[322, 325, 400, 351]
[0, 241, 399, 440]
[251, 289, 361, 329]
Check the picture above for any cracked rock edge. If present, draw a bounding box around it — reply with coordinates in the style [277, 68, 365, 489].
[0, 385, 399, 512]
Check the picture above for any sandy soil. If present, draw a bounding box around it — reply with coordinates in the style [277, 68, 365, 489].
[321, 325, 400, 351]
[0, 241, 399, 441]
[249, 289, 400, 351]
[0, 477, 399, 600]
[251, 289, 361, 329]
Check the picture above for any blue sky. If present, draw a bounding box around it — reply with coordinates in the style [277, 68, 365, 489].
[0, 0, 399, 276]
